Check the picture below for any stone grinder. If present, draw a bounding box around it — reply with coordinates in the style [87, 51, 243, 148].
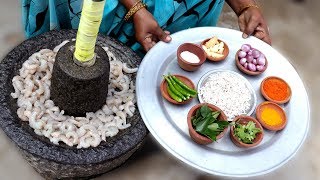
[0, 0, 147, 179]
[50, 0, 109, 116]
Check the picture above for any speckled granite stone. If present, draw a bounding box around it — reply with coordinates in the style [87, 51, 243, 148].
[51, 42, 110, 116]
[0, 30, 147, 179]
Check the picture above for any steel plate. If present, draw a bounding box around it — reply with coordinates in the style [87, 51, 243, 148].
[136, 27, 310, 177]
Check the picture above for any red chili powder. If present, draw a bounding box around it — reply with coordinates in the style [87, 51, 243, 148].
[263, 78, 289, 101]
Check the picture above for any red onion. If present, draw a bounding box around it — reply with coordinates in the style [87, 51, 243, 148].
[257, 56, 266, 66]
[252, 49, 261, 58]
[248, 63, 257, 71]
[239, 44, 266, 72]
[241, 44, 251, 52]
[257, 65, 265, 72]
[238, 51, 247, 58]
[247, 55, 254, 63]
[244, 62, 248, 69]
[240, 58, 247, 65]
[253, 59, 257, 65]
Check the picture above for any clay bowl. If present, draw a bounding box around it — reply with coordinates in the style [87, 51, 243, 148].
[200, 38, 229, 61]
[235, 50, 268, 76]
[260, 76, 292, 104]
[160, 74, 195, 105]
[187, 103, 228, 145]
[177, 43, 206, 71]
[256, 101, 287, 131]
[230, 115, 264, 148]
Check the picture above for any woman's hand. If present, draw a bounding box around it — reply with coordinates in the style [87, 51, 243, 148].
[133, 8, 171, 51]
[238, 7, 271, 45]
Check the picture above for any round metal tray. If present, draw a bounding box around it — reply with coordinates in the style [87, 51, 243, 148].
[136, 27, 310, 177]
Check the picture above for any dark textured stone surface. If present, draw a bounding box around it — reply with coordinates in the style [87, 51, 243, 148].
[51, 42, 110, 116]
[0, 30, 147, 179]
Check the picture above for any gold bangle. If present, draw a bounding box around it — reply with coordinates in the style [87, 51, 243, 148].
[131, 0, 141, 9]
[238, 4, 260, 16]
[124, 0, 141, 21]
[124, 2, 147, 22]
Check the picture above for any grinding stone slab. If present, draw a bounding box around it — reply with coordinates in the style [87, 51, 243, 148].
[0, 30, 147, 179]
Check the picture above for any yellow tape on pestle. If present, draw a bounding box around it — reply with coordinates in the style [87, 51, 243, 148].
[74, 0, 106, 63]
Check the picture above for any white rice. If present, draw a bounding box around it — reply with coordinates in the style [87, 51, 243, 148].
[199, 71, 252, 120]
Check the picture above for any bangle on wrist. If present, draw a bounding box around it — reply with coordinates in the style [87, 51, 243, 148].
[238, 4, 260, 16]
[124, 1, 147, 21]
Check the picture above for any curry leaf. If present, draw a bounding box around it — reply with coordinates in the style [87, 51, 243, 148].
[192, 116, 201, 126]
[195, 118, 210, 132]
[207, 123, 220, 131]
[216, 120, 229, 129]
[212, 111, 220, 119]
[196, 108, 201, 118]
[203, 128, 220, 141]
[192, 105, 230, 141]
[200, 105, 211, 117]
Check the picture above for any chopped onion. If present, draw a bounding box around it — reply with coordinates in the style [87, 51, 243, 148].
[241, 44, 251, 52]
[252, 49, 261, 58]
[257, 56, 266, 66]
[238, 51, 247, 58]
[247, 55, 253, 63]
[248, 63, 256, 71]
[240, 58, 247, 65]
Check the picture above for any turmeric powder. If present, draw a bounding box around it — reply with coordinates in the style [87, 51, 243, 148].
[260, 107, 283, 126]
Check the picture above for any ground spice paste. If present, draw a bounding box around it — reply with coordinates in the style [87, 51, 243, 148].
[263, 78, 289, 101]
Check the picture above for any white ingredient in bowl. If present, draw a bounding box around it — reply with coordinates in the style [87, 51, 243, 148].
[180, 51, 200, 63]
[199, 71, 252, 120]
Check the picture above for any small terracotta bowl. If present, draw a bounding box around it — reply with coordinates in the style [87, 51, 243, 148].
[160, 74, 195, 105]
[230, 115, 264, 148]
[177, 43, 206, 71]
[200, 38, 229, 61]
[260, 76, 292, 104]
[187, 103, 228, 145]
[235, 50, 268, 76]
[256, 101, 287, 131]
